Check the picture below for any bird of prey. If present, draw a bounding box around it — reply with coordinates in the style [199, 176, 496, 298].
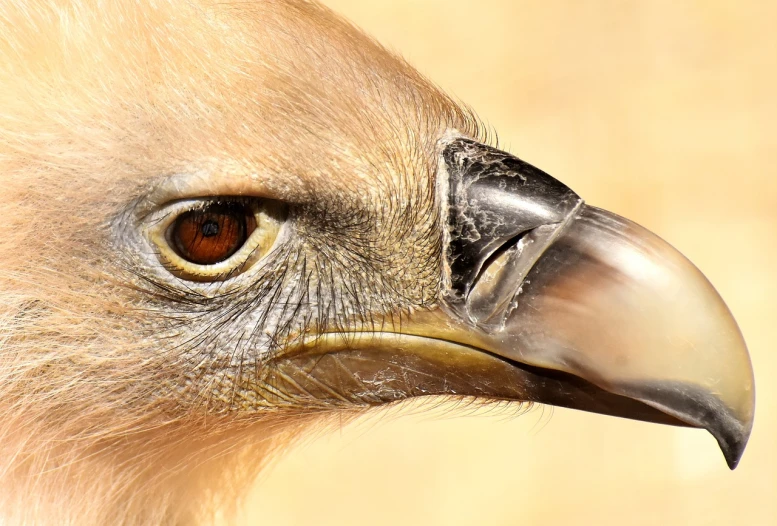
[0, 0, 755, 524]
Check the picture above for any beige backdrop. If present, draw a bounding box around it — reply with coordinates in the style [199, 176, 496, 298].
[238, 1, 777, 524]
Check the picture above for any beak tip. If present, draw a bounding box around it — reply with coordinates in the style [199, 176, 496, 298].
[716, 402, 754, 470]
[686, 390, 754, 470]
[629, 380, 754, 470]
[708, 357, 755, 470]
[718, 424, 751, 470]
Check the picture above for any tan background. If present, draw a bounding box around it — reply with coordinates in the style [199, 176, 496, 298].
[239, 1, 777, 524]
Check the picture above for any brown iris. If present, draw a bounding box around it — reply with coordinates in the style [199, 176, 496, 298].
[171, 203, 256, 265]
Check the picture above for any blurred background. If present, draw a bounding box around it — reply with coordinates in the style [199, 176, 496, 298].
[239, 1, 776, 524]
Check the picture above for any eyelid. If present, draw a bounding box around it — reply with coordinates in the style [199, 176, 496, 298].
[134, 166, 305, 220]
[146, 197, 285, 282]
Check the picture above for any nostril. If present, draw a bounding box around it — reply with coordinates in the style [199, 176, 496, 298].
[464, 214, 579, 330]
[465, 230, 533, 327]
[469, 231, 530, 295]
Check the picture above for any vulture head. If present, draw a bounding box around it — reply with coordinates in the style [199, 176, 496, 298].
[0, 0, 755, 524]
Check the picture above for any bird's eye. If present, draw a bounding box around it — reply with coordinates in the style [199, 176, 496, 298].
[171, 203, 256, 265]
[147, 198, 285, 281]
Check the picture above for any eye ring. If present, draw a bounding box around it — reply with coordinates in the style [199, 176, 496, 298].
[147, 197, 285, 282]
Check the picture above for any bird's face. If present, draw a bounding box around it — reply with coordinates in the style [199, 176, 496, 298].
[0, 0, 754, 513]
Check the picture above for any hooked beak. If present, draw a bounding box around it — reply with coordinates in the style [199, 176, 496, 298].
[270, 138, 755, 469]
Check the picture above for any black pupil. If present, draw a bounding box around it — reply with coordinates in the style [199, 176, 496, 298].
[201, 220, 220, 237]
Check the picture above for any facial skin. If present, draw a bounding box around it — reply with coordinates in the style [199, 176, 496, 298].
[0, 1, 754, 525]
